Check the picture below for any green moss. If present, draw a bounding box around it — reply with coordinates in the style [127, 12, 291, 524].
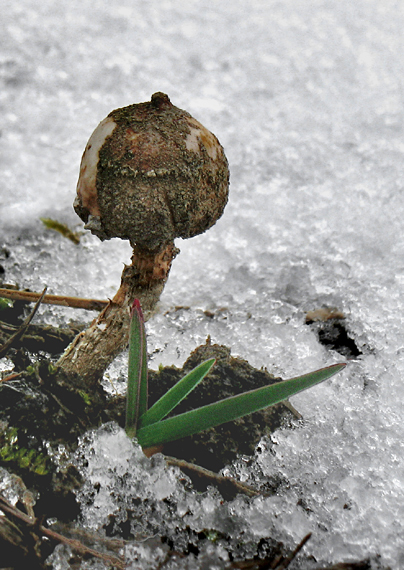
[203, 529, 222, 543]
[0, 297, 13, 310]
[0, 427, 49, 476]
[40, 217, 81, 244]
[77, 390, 92, 406]
[48, 362, 58, 375]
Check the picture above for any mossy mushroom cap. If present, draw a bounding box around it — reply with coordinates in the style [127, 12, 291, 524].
[74, 92, 230, 253]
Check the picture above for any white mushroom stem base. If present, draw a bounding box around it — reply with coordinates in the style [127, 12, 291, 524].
[56, 242, 178, 387]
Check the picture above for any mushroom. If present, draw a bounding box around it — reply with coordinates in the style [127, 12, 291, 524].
[57, 93, 229, 386]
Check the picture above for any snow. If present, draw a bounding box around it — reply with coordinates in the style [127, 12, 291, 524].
[1, 0, 404, 567]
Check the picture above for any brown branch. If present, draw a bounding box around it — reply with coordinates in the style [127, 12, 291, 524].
[0, 287, 108, 311]
[0, 320, 84, 355]
[0, 288, 47, 358]
[165, 456, 263, 500]
[275, 532, 312, 569]
[0, 371, 24, 383]
[0, 495, 126, 569]
[228, 533, 312, 569]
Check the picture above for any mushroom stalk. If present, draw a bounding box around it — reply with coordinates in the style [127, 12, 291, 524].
[57, 243, 177, 386]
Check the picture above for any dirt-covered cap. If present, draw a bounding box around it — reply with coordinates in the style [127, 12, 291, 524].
[74, 92, 230, 252]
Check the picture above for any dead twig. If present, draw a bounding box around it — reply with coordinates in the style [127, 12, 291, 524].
[0, 288, 47, 359]
[0, 287, 108, 311]
[0, 371, 25, 383]
[50, 523, 125, 554]
[165, 456, 264, 500]
[275, 532, 311, 569]
[228, 532, 311, 569]
[0, 495, 126, 569]
[0, 320, 84, 356]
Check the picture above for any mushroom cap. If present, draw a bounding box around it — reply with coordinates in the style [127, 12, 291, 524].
[74, 92, 229, 252]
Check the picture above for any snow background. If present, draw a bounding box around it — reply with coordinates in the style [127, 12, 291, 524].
[1, 0, 404, 567]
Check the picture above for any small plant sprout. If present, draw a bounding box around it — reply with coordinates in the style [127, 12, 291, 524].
[125, 300, 148, 439]
[125, 300, 346, 450]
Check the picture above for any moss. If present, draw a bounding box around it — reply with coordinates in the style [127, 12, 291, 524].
[77, 390, 92, 406]
[0, 297, 13, 310]
[40, 217, 81, 245]
[0, 427, 49, 476]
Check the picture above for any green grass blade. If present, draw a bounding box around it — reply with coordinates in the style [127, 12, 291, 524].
[138, 305, 148, 419]
[125, 300, 148, 439]
[138, 358, 216, 429]
[137, 363, 346, 448]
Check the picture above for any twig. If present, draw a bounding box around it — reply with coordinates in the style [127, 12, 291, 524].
[50, 523, 125, 554]
[0, 320, 85, 355]
[275, 532, 312, 570]
[281, 400, 302, 420]
[0, 371, 24, 383]
[228, 532, 312, 569]
[165, 456, 264, 499]
[0, 495, 125, 569]
[0, 288, 47, 358]
[0, 287, 108, 311]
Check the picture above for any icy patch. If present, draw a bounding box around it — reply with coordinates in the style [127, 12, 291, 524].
[227, 393, 404, 568]
[47, 544, 110, 570]
[0, 229, 131, 328]
[74, 423, 180, 533]
[0, 358, 14, 377]
[71, 424, 294, 568]
[102, 350, 129, 396]
[0, 466, 35, 508]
